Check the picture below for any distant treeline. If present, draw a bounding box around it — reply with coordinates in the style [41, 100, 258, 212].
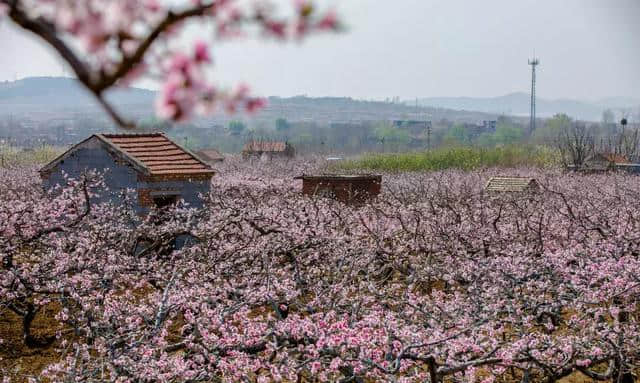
[163, 112, 637, 158]
[1, 108, 636, 161]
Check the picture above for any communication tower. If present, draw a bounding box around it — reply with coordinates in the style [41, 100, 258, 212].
[528, 56, 540, 133]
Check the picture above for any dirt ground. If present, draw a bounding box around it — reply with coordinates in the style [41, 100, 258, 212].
[0, 304, 63, 382]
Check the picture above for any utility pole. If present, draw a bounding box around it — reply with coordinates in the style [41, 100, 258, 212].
[528, 55, 540, 134]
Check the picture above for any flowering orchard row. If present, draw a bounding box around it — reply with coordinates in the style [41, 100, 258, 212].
[1, 160, 640, 382]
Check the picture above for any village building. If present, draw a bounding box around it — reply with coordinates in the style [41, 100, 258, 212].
[295, 174, 382, 204]
[39, 133, 215, 212]
[578, 153, 628, 172]
[195, 148, 225, 164]
[465, 120, 497, 139]
[564, 153, 640, 174]
[242, 140, 295, 160]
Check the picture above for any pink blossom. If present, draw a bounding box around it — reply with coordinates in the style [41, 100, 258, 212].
[0, 4, 8, 18]
[576, 359, 592, 367]
[316, 10, 338, 30]
[193, 40, 211, 63]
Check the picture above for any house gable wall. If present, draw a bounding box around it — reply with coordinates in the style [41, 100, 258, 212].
[137, 174, 211, 210]
[40, 137, 139, 206]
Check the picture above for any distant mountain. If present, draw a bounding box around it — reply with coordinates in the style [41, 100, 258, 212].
[594, 96, 640, 110]
[0, 76, 155, 109]
[0, 77, 500, 124]
[1, 78, 637, 123]
[417, 92, 639, 122]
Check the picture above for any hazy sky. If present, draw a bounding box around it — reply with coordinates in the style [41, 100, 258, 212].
[1, 0, 639, 101]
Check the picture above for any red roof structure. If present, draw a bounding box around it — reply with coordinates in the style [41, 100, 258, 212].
[100, 133, 213, 175]
[602, 153, 629, 164]
[41, 133, 214, 177]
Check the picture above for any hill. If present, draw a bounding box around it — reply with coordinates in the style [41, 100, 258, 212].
[0, 76, 155, 109]
[417, 92, 639, 122]
[0, 77, 497, 124]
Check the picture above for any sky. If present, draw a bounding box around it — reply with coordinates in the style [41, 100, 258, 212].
[1, 0, 639, 101]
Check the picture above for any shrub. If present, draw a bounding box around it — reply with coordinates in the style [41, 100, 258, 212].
[337, 145, 560, 172]
[0, 146, 65, 167]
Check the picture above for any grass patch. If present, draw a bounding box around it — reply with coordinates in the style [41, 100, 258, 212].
[337, 146, 560, 172]
[0, 145, 65, 167]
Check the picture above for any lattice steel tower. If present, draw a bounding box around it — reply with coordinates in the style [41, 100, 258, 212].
[528, 56, 540, 133]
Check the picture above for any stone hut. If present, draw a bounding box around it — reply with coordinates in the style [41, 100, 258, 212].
[39, 133, 215, 212]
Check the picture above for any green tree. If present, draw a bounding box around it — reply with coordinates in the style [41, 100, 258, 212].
[602, 109, 615, 125]
[373, 122, 410, 151]
[476, 132, 496, 147]
[534, 113, 572, 144]
[228, 120, 246, 136]
[443, 124, 470, 146]
[492, 120, 523, 146]
[275, 118, 290, 132]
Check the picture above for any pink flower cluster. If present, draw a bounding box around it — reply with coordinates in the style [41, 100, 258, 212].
[1, 0, 341, 124]
[155, 46, 267, 121]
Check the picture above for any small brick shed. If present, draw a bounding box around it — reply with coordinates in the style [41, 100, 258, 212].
[40, 133, 215, 212]
[295, 174, 382, 204]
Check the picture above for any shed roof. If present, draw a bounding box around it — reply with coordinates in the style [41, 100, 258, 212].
[294, 174, 381, 182]
[485, 176, 538, 192]
[243, 141, 289, 153]
[41, 133, 214, 176]
[195, 149, 224, 162]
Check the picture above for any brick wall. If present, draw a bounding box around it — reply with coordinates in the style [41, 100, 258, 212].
[137, 173, 212, 210]
[300, 176, 381, 204]
[138, 189, 153, 207]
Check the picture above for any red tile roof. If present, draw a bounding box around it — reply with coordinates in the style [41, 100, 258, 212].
[100, 133, 214, 176]
[603, 153, 629, 163]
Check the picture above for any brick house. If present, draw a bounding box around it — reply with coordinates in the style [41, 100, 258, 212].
[39, 133, 215, 212]
[295, 174, 382, 204]
[242, 140, 295, 160]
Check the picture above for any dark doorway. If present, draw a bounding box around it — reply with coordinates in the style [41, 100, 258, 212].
[152, 195, 178, 208]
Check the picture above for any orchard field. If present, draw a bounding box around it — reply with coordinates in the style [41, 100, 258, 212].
[1, 158, 639, 382]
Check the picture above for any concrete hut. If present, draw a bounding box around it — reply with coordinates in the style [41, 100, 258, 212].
[39, 133, 215, 212]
